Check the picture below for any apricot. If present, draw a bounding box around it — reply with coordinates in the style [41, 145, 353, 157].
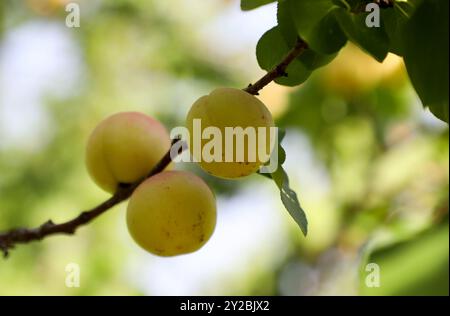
[186, 88, 275, 178]
[126, 170, 216, 256]
[323, 44, 406, 97]
[86, 112, 171, 193]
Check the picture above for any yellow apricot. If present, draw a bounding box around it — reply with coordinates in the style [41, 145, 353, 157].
[186, 88, 275, 178]
[323, 44, 406, 97]
[126, 170, 216, 256]
[86, 112, 171, 193]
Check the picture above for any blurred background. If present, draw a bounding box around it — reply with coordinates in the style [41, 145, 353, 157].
[0, 0, 448, 296]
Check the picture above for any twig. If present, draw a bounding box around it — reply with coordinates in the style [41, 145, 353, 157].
[0, 38, 307, 258]
[244, 38, 308, 95]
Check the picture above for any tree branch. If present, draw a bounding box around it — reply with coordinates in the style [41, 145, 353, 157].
[244, 38, 308, 95]
[0, 139, 185, 258]
[0, 38, 307, 258]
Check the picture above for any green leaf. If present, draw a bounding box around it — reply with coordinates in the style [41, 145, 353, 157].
[241, 0, 276, 11]
[428, 102, 449, 123]
[308, 8, 348, 54]
[257, 128, 286, 179]
[287, 0, 347, 54]
[271, 166, 308, 236]
[287, 0, 334, 39]
[297, 49, 337, 71]
[257, 129, 308, 236]
[277, 0, 298, 46]
[401, 0, 449, 123]
[277, 128, 287, 165]
[335, 7, 389, 62]
[381, 2, 416, 56]
[256, 26, 311, 86]
[277, 1, 340, 69]
[360, 220, 449, 296]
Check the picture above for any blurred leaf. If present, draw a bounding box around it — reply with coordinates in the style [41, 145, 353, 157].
[241, 0, 276, 11]
[401, 0, 449, 123]
[0, 1, 4, 37]
[335, 7, 389, 62]
[360, 220, 449, 296]
[256, 26, 311, 86]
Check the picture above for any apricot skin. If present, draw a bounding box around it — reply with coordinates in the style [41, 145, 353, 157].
[86, 112, 171, 193]
[126, 171, 216, 256]
[186, 88, 275, 178]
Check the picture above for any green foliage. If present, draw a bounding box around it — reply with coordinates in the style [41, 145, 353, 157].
[259, 130, 308, 236]
[284, 0, 347, 55]
[401, 0, 449, 122]
[380, 1, 415, 56]
[360, 219, 449, 296]
[277, 1, 339, 70]
[271, 166, 308, 236]
[256, 26, 311, 86]
[253, 0, 449, 122]
[297, 49, 337, 71]
[334, 7, 389, 62]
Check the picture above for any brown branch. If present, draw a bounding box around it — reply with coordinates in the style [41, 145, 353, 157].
[244, 38, 308, 95]
[0, 38, 307, 258]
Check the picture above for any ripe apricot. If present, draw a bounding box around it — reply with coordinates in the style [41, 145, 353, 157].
[186, 88, 275, 178]
[126, 171, 216, 256]
[86, 112, 171, 193]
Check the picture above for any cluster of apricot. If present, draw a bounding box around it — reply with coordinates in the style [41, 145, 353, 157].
[85, 88, 274, 256]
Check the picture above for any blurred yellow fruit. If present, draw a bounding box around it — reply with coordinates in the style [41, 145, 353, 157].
[126, 170, 216, 256]
[257, 82, 293, 119]
[322, 44, 406, 97]
[86, 112, 171, 193]
[186, 88, 275, 178]
[27, 0, 70, 16]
